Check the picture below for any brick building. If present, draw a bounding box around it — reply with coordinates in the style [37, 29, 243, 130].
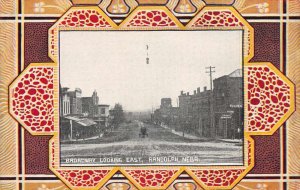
[59, 88, 111, 140]
[190, 87, 212, 137]
[153, 69, 243, 139]
[82, 90, 99, 117]
[178, 91, 191, 119]
[67, 88, 82, 115]
[60, 87, 71, 116]
[213, 69, 243, 138]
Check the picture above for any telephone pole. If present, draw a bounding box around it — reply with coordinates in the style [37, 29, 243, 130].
[205, 66, 216, 138]
[205, 66, 215, 90]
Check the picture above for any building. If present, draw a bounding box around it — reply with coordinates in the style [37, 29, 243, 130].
[59, 88, 112, 141]
[170, 106, 180, 128]
[160, 98, 172, 122]
[153, 69, 243, 139]
[95, 104, 110, 127]
[189, 86, 212, 137]
[81, 91, 111, 129]
[67, 88, 82, 115]
[153, 98, 179, 128]
[60, 87, 71, 116]
[213, 69, 243, 138]
[177, 87, 213, 137]
[178, 91, 191, 119]
[161, 98, 172, 109]
[82, 90, 99, 117]
[60, 116, 98, 140]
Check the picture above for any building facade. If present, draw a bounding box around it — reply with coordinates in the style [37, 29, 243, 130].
[153, 98, 179, 128]
[60, 87, 71, 116]
[67, 88, 82, 115]
[59, 88, 111, 141]
[213, 69, 243, 138]
[82, 90, 99, 117]
[95, 104, 110, 127]
[153, 69, 243, 139]
[189, 87, 212, 137]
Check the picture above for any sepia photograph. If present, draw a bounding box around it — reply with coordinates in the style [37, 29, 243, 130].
[59, 30, 244, 166]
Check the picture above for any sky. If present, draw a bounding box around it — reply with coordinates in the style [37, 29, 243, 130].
[60, 30, 242, 112]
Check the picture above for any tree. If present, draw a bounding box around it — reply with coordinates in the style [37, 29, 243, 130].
[111, 103, 125, 127]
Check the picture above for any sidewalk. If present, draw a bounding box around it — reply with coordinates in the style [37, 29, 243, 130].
[159, 124, 204, 140]
[170, 129, 201, 140]
[61, 134, 102, 143]
[219, 139, 243, 143]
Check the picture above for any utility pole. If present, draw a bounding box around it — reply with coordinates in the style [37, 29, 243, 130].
[205, 66, 216, 138]
[205, 66, 215, 90]
[146, 44, 150, 64]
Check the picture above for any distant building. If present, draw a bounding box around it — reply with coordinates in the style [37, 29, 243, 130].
[125, 112, 134, 122]
[153, 98, 181, 130]
[178, 91, 191, 119]
[170, 106, 180, 127]
[161, 98, 172, 109]
[60, 87, 71, 116]
[82, 90, 99, 117]
[95, 104, 110, 127]
[97, 104, 109, 117]
[160, 98, 172, 120]
[67, 88, 82, 115]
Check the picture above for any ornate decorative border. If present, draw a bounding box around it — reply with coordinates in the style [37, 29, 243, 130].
[8, 4, 295, 190]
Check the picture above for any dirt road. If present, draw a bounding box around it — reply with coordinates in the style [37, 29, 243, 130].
[61, 121, 243, 165]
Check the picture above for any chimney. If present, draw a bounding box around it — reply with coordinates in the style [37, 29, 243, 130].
[197, 87, 200, 94]
[204, 86, 207, 91]
[194, 90, 196, 95]
[187, 92, 190, 96]
[181, 91, 184, 95]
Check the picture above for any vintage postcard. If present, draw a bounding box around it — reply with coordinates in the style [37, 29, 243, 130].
[0, 0, 299, 190]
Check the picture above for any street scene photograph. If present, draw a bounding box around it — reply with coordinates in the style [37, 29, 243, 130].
[59, 30, 244, 166]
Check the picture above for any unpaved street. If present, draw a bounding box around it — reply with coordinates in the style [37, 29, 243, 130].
[61, 122, 243, 165]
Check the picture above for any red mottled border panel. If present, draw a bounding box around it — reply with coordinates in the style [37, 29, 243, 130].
[57, 170, 110, 187]
[126, 10, 177, 27]
[124, 170, 178, 188]
[247, 65, 291, 132]
[59, 9, 112, 27]
[10, 67, 54, 133]
[191, 169, 244, 187]
[191, 10, 243, 27]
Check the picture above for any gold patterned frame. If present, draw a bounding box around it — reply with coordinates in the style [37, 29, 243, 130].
[50, 6, 253, 190]
[8, 4, 295, 190]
